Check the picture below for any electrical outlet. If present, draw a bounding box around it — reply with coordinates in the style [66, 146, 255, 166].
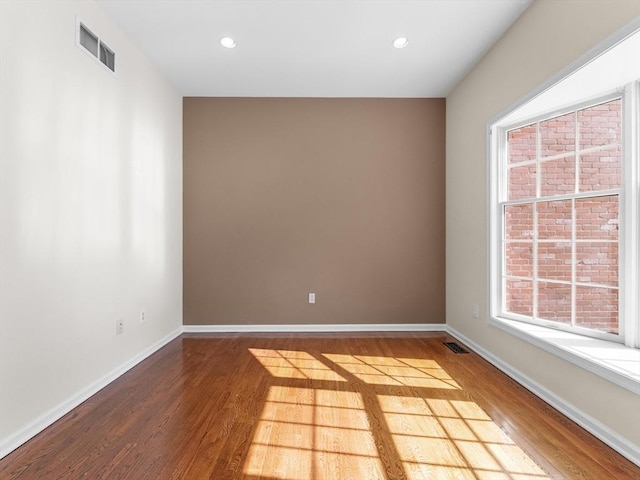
[472, 304, 479, 319]
[140, 310, 146, 323]
[308, 293, 315, 304]
[116, 318, 124, 335]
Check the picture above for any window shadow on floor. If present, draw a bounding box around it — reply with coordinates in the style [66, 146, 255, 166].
[242, 347, 550, 480]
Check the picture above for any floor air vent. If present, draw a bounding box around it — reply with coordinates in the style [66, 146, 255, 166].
[443, 342, 469, 354]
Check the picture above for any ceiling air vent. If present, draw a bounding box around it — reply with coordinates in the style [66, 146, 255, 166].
[99, 43, 115, 71]
[77, 20, 116, 73]
[79, 24, 98, 57]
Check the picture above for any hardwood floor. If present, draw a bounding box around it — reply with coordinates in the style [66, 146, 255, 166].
[1, 332, 637, 479]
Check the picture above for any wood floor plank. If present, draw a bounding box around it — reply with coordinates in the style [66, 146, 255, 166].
[0, 332, 637, 479]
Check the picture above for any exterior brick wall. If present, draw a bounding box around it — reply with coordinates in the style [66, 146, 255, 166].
[576, 196, 619, 240]
[508, 124, 536, 163]
[540, 112, 575, 157]
[538, 200, 572, 239]
[538, 243, 571, 281]
[504, 98, 621, 335]
[576, 286, 618, 331]
[505, 279, 533, 317]
[576, 243, 618, 286]
[538, 282, 572, 324]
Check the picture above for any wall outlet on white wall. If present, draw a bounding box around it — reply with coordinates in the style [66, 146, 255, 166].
[472, 304, 479, 319]
[140, 310, 146, 323]
[116, 318, 124, 335]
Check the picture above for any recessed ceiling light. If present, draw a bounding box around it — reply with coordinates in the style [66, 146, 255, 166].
[393, 37, 408, 49]
[220, 37, 236, 49]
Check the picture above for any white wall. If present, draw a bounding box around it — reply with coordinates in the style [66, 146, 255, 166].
[0, 0, 182, 455]
[447, 0, 639, 457]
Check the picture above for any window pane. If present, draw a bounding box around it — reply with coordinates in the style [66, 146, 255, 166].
[575, 195, 618, 240]
[540, 112, 575, 158]
[505, 279, 533, 317]
[537, 281, 571, 324]
[575, 285, 618, 334]
[538, 242, 571, 282]
[504, 204, 534, 240]
[505, 242, 533, 278]
[537, 200, 571, 240]
[579, 145, 621, 192]
[576, 242, 618, 286]
[578, 98, 622, 150]
[507, 124, 536, 164]
[508, 164, 536, 200]
[540, 155, 575, 197]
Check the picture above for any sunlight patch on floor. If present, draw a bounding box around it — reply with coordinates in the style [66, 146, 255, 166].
[249, 348, 346, 382]
[244, 385, 386, 479]
[378, 395, 549, 480]
[246, 349, 550, 480]
[322, 353, 461, 389]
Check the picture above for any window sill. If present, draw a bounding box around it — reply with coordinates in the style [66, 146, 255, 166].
[489, 317, 640, 394]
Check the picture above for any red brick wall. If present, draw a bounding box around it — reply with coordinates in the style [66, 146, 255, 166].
[504, 98, 621, 334]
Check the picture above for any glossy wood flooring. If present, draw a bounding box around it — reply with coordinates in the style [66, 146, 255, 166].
[1, 332, 638, 479]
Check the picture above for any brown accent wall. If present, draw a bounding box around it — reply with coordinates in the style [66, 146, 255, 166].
[183, 98, 445, 326]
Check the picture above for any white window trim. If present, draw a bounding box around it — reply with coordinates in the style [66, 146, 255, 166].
[486, 19, 640, 393]
[489, 317, 640, 394]
[497, 91, 625, 343]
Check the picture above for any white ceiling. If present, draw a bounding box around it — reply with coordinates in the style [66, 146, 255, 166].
[96, 0, 532, 98]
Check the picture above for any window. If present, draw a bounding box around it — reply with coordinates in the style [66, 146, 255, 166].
[489, 53, 639, 348]
[501, 94, 626, 341]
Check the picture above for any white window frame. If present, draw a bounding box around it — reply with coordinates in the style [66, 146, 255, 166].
[487, 22, 640, 394]
[495, 91, 628, 343]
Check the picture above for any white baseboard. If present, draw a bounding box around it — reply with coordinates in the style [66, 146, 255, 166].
[445, 325, 640, 467]
[183, 323, 447, 333]
[0, 327, 183, 460]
